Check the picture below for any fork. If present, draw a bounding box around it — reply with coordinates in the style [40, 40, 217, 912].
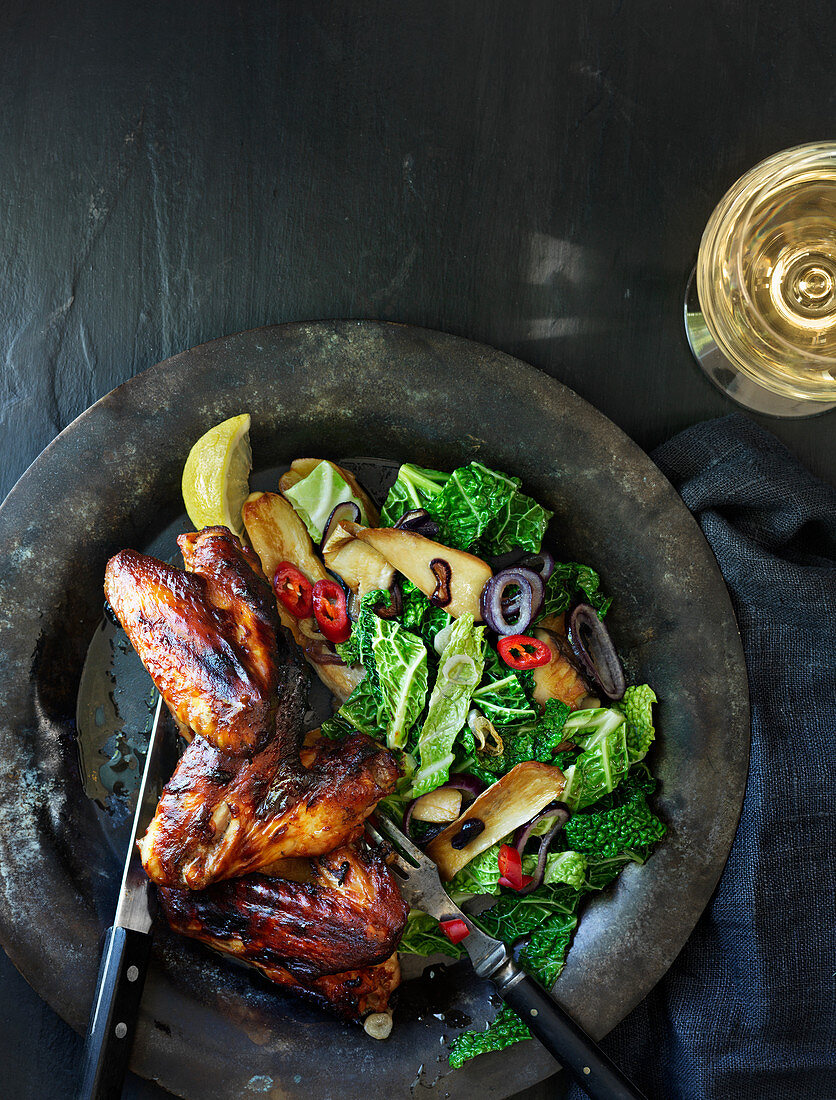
[366, 815, 647, 1100]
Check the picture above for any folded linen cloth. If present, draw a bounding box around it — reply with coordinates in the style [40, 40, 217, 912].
[564, 414, 836, 1100]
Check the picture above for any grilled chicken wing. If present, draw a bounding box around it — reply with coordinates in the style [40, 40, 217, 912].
[138, 725, 400, 890]
[297, 954, 400, 1020]
[104, 528, 281, 756]
[158, 839, 408, 982]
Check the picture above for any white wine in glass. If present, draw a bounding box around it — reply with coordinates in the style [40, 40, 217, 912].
[685, 142, 836, 417]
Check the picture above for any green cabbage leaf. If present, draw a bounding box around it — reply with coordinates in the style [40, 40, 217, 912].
[536, 561, 611, 621]
[427, 461, 551, 555]
[331, 589, 428, 749]
[470, 644, 537, 728]
[398, 909, 464, 959]
[449, 842, 503, 899]
[379, 463, 449, 526]
[282, 460, 369, 540]
[560, 708, 629, 811]
[618, 684, 658, 764]
[410, 614, 485, 796]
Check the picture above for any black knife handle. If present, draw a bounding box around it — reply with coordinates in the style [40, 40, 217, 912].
[77, 925, 152, 1100]
[496, 966, 646, 1100]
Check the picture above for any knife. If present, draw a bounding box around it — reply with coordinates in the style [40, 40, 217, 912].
[77, 695, 167, 1100]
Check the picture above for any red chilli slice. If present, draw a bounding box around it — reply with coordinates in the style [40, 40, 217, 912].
[273, 562, 314, 619]
[439, 918, 470, 945]
[499, 874, 534, 891]
[498, 843, 527, 891]
[311, 578, 352, 643]
[497, 634, 551, 670]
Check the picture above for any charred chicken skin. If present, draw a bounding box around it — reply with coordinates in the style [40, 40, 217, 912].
[105, 525, 406, 1022]
[138, 725, 400, 890]
[106, 529, 399, 889]
[158, 839, 408, 982]
[104, 528, 281, 756]
[295, 954, 401, 1020]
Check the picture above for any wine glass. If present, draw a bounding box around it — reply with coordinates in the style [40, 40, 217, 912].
[685, 142, 836, 418]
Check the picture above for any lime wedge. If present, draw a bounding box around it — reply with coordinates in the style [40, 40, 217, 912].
[181, 413, 252, 538]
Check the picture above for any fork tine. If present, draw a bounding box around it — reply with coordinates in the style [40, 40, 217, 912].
[371, 813, 427, 865]
[386, 851, 415, 878]
[364, 821, 385, 847]
[364, 820, 416, 877]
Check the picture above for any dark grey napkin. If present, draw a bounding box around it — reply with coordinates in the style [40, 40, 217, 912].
[566, 414, 836, 1100]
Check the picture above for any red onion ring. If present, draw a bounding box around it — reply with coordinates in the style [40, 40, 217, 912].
[512, 801, 571, 894]
[479, 567, 545, 635]
[487, 549, 555, 582]
[525, 549, 555, 582]
[487, 549, 527, 571]
[567, 602, 626, 701]
[320, 501, 362, 553]
[512, 800, 571, 852]
[394, 508, 440, 539]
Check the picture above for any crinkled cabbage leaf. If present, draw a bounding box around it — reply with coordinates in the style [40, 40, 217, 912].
[427, 461, 551, 555]
[379, 463, 449, 527]
[410, 613, 485, 796]
[536, 560, 611, 621]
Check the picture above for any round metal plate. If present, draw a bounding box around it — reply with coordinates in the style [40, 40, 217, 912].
[0, 321, 749, 1099]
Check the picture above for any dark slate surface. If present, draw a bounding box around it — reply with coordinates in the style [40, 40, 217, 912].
[0, 2, 833, 1098]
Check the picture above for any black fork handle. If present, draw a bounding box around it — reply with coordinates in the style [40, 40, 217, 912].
[493, 962, 646, 1100]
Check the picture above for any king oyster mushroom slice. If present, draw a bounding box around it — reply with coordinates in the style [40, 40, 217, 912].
[355, 526, 492, 621]
[279, 459, 380, 527]
[425, 761, 567, 880]
[242, 491, 363, 701]
[323, 521, 396, 597]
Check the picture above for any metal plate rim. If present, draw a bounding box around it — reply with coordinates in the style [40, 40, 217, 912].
[0, 319, 750, 1099]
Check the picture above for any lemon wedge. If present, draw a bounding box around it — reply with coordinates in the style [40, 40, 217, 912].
[181, 413, 252, 538]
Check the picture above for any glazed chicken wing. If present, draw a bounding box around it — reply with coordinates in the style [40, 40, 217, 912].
[104, 528, 281, 756]
[138, 725, 400, 890]
[297, 954, 401, 1021]
[107, 524, 406, 1027]
[158, 839, 408, 982]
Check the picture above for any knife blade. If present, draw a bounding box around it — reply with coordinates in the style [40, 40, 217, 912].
[77, 694, 168, 1100]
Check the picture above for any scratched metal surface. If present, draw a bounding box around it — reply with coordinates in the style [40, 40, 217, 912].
[0, 322, 749, 1098]
[0, 2, 832, 1098]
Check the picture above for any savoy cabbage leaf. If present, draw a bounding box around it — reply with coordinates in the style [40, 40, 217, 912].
[371, 614, 429, 748]
[448, 1005, 531, 1068]
[523, 849, 588, 890]
[410, 613, 485, 796]
[560, 711, 630, 811]
[618, 684, 658, 764]
[282, 460, 369, 540]
[400, 578, 451, 648]
[427, 461, 551, 555]
[398, 909, 464, 959]
[462, 697, 571, 785]
[564, 765, 666, 859]
[333, 589, 428, 748]
[449, 842, 503, 899]
[379, 463, 449, 527]
[536, 560, 612, 621]
[470, 643, 537, 728]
